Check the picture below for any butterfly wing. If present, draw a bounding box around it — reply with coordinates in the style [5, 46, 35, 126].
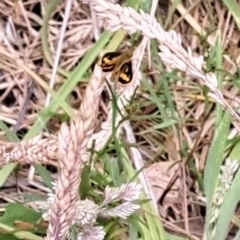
[118, 61, 133, 85]
[100, 52, 122, 72]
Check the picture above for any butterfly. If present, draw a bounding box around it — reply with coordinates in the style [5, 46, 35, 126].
[100, 49, 133, 86]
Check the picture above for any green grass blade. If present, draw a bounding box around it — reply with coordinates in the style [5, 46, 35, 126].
[213, 168, 240, 240]
[229, 139, 240, 160]
[203, 112, 231, 235]
[0, 121, 18, 142]
[215, 33, 223, 125]
[154, 119, 178, 129]
[141, 76, 167, 119]
[34, 164, 53, 189]
[0, 164, 18, 187]
[0, 122, 19, 187]
[221, 0, 240, 29]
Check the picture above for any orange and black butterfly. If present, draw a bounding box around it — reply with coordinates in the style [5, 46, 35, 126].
[100, 49, 133, 86]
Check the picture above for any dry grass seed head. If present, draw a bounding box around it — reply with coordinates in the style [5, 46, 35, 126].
[45, 64, 104, 240]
